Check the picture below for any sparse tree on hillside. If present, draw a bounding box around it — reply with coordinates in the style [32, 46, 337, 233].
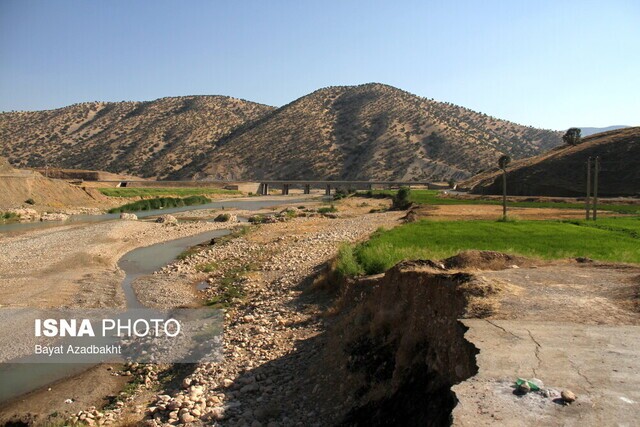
[563, 128, 582, 146]
[498, 155, 511, 220]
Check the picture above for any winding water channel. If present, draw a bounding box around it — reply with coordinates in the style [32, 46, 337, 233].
[0, 197, 310, 403]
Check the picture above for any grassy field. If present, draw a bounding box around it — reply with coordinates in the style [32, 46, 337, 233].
[357, 190, 640, 214]
[108, 195, 211, 213]
[99, 187, 240, 198]
[338, 216, 640, 276]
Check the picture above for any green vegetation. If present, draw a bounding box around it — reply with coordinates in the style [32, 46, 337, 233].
[99, 187, 240, 198]
[108, 195, 211, 213]
[196, 261, 219, 273]
[205, 264, 257, 308]
[24, 198, 35, 205]
[337, 217, 640, 276]
[335, 244, 364, 279]
[357, 189, 640, 214]
[318, 204, 338, 214]
[1, 211, 19, 222]
[391, 187, 411, 210]
[177, 245, 205, 261]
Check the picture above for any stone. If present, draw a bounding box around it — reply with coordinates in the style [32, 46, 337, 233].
[156, 214, 178, 224]
[561, 390, 577, 403]
[40, 212, 70, 221]
[119, 212, 138, 220]
[180, 413, 196, 423]
[517, 381, 531, 393]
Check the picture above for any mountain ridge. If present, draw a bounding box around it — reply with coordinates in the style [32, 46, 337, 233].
[0, 83, 563, 181]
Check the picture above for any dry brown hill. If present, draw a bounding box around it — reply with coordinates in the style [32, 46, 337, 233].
[0, 157, 106, 209]
[176, 83, 562, 181]
[0, 96, 274, 179]
[1, 84, 562, 181]
[463, 127, 640, 197]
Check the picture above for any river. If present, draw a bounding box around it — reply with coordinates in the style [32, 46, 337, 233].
[0, 197, 310, 402]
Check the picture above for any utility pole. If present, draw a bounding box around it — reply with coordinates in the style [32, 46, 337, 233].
[585, 157, 591, 220]
[593, 156, 599, 221]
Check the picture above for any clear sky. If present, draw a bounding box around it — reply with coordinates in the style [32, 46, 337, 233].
[1, 0, 638, 130]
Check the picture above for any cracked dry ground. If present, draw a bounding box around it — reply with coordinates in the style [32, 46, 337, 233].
[147, 211, 404, 426]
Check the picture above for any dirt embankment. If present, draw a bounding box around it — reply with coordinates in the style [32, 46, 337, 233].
[0, 157, 108, 210]
[316, 251, 640, 425]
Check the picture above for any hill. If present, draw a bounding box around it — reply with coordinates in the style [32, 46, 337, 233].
[579, 125, 630, 137]
[463, 127, 640, 197]
[0, 96, 274, 179]
[1, 84, 562, 181]
[175, 84, 562, 181]
[0, 157, 106, 209]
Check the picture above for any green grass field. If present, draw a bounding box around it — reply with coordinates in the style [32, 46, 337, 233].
[338, 216, 640, 275]
[357, 190, 640, 214]
[99, 187, 240, 198]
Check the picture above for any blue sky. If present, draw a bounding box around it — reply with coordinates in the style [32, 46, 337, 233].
[0, 0, 638, 129]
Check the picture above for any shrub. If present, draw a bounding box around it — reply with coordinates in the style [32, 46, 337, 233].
[391, 187, 411, 210]
[25, 198, 35, 205]
[335, 244, 364, 279]
[108, 196, 211, 213]
[318, 205, 338, 214]
[214, 213, 231, 222]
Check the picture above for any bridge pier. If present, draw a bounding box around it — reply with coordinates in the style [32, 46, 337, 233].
[282, 184, 290, 195]
[325, 184, 331, 196]
[304, 184, 310, 194]
[260, 183, 270, 195]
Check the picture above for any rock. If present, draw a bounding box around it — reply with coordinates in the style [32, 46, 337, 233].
[561, 390, 577, 403]
[180, 413, 196, 423]
[40, 212, 70, 221]
[223, 378, 234, 388]
[10, 208, 40, 221]
[240, 383, 259, 393]
[119, 212, 138, 220]
[156, 214, 178, 224]
[517, 381, 531, 394]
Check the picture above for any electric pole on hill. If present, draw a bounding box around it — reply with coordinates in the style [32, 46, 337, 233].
[585, 156, 600, 221]
[593, 156, 600, 221]
[586, 157, 591, 220]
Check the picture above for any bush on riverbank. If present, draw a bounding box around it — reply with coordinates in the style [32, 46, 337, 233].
[108, 195, 211, 213]
[99, 187, 239, 198]
[214, 213, 231, 222]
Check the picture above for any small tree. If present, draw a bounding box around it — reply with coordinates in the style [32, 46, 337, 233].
[392, 187, 412, 210]
[498, 155, 511, 220]
[563, 128, 582, 146]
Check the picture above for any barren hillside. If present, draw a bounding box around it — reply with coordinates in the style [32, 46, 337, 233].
[0, 157, 106, 209]
[1, 84, 562, 181]
[0, 96, 274, 179]
[463, 126, 640, 197]
[177, 83, 562, 181]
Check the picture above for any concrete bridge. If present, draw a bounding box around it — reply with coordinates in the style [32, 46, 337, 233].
[255, 180, 442, 195]
[95, 179, 448, 195]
